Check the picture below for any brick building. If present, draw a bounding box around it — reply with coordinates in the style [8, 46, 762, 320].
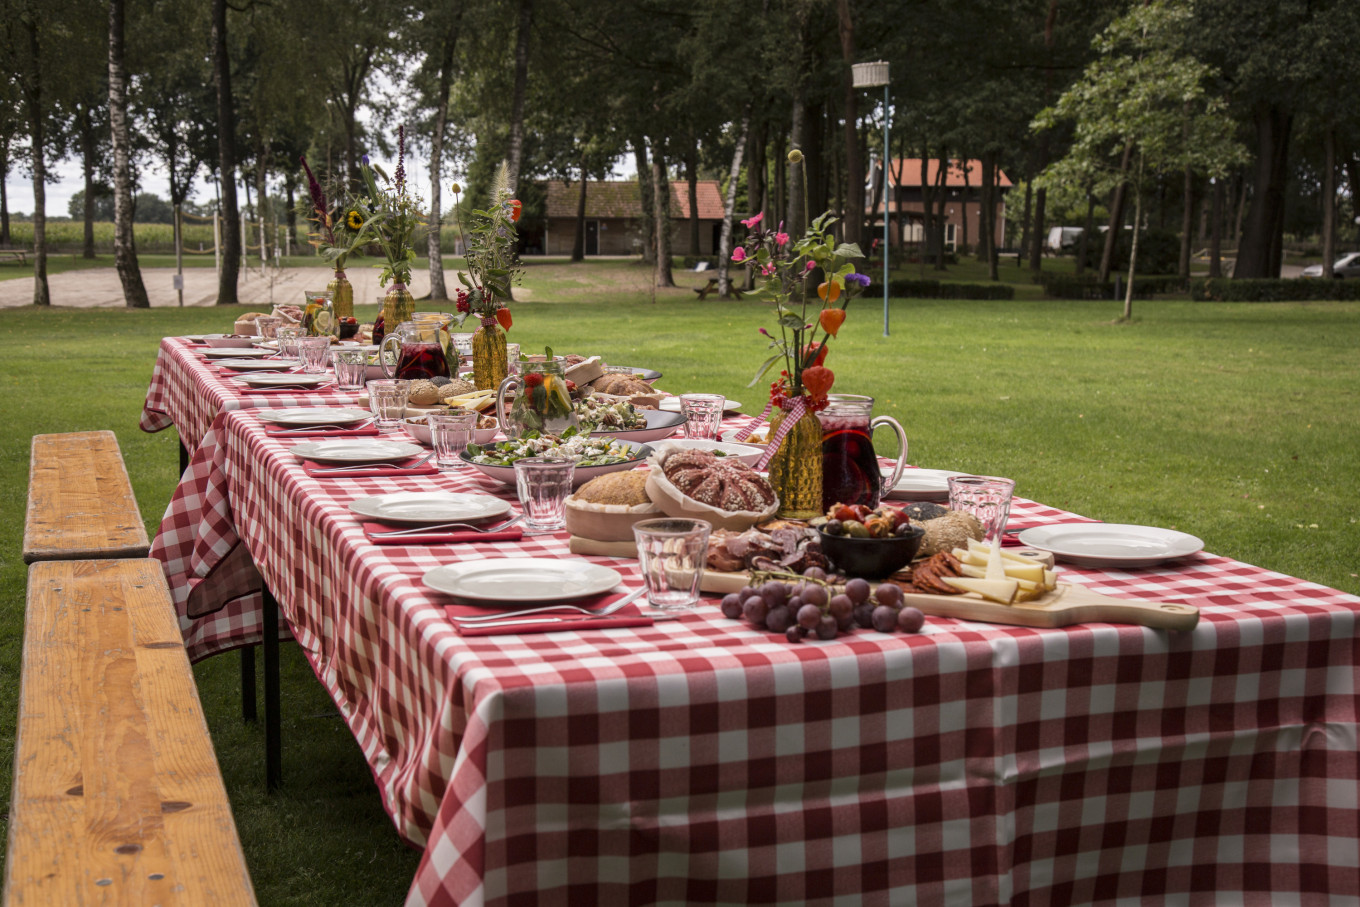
[870, 159, 1013, 252]
[541, 179, 726, 256]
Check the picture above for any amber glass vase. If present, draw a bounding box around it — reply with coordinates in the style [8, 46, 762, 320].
[328, 269, 354, 321]
[471, 320, 508, 390]
[767, 399, 824, 519]
[383, 281, 415, 331]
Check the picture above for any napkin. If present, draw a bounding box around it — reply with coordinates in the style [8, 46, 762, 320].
[1001, 518, 1102, 546]
[304, 459, 438, 478]
[360, 521, 523, 545]
[266, 426, 380, 439]
[446, 589, 653, 636]
[237, 384, 334, 396]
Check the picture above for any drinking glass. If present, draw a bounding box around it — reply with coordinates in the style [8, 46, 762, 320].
[505, 343, 521, 376]
[332, 348, 368, 392]
[429, 412, 476, 469]
[296, 336, 331, 374]
[367, 379, 411, 432]
[255, 316, 282, 340]
[633, 518, 712, 611]
[947, 475, 1016, 544]
[679, 394, 725, 440]
[277, 325, 302, 358]
[451, 333, 475, 366]
[513, 458, 575, 531]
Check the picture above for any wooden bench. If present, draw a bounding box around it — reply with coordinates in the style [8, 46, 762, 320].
[24, 431, 149, 564]
[694, 278, 742, 300]
[6, 559, 256, 905]
[0, 249, 27, 265]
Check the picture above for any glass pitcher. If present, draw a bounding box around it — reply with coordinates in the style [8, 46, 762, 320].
[379, 320, 452, 380]
[302, 290, 336, 338]
[817, 394, 908, 511]
[410, 312, 458, 376]
[495, 357, 578, 439]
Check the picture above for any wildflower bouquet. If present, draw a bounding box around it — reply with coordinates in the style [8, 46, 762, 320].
[454, 162, 522, 388]
[354, 125, 426, 290]
[298, 156, 365, 272]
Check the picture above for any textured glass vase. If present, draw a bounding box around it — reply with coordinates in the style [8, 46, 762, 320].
[767, 400, 824, 519]
[383, 281, 415, 331]
[472, 320, 508, 390]
[328, 269, 354, 321]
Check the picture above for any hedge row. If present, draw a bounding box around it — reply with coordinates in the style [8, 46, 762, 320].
[1034, 273, 1187, 300]
[886, 279, 1014, 300]
[1189, 278, 1360, 302]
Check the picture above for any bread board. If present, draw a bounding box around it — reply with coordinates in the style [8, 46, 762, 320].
[898, 583, 1197, 630]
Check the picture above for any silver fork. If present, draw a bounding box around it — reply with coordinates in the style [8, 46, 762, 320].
[311, 452, 434, 473]
[450, 587, 645, 623]
[271, 419, 375, 433]
[369, 514, 523, 537]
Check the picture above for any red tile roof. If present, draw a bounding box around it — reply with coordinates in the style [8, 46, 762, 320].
[884, 159, 1013, 189]
[543, 180, 725, 220]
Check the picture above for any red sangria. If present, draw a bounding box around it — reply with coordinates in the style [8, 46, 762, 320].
[395, 341, 450, 380]
[817, 395, 908, 511]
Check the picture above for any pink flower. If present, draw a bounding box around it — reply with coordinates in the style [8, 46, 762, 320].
[761, 263, 776, 276]
[741, 212, 764, 229]
[775, 232, 789, 247]
[731, 246, 747, 263]
[805, 260, 816, 271]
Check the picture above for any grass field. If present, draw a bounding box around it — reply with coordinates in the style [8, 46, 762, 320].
[1, 281, 1358, 903]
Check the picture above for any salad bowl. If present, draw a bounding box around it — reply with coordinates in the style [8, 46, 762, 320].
[461, 434, 653, 488]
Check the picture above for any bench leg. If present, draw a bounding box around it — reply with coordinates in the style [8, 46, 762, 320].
[262, 586, 282, 792]
[240, 646, 257, 723]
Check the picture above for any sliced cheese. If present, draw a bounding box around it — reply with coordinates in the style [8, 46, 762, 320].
[1002, 561, 1046, 584]
[985, 536, 1008, 581]
[1043, 569, 1058, 591]
[943, 576, 1019, 604]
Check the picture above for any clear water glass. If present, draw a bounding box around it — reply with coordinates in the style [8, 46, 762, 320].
[429, 412, 476, 468]
[947, 475, 1016, 544]
[296, 336, 331, 374]
[514, 458, 575, 531]
[633, 518, 712, 611]
[367, 379, 410, 432]
[255, 316, 282, 340]
[505, 343, 521, 376]
[451, 333, 475, 367]
[332, 348, 368, 391]
[277, 325, 302, 358]
[679, 394, 725, 440]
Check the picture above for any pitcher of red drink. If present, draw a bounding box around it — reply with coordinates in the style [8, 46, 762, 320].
[379, 320, 451, 380]
[817, 394, 908, 511]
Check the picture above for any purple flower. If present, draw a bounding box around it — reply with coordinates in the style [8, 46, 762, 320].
[847, 272, 872, 288]
[362, 154, 370, 167]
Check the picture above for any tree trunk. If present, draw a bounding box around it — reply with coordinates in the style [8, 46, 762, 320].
[1076, 191, 1094, 277]
[1178, 163, 1194, 280]
[933, 153, 948, 270]
[1235, 103, 1292, 279]
[1346, 156, 1360, 245]
[504, 0, 534, 195]
[651, 139, 675, 288]
[1098, 141, 1133, 284]
[1017, 181, 1031, 268]
[772, 132, 786, 230]
[1231, 171, 1246, 251]
[0, 135, 9, 245]
[24, 18, 48, 306]
[685, 140, 700, 256]
[427, 29, 456, 300]
[79, 106, 96, 259]
[837, 0, 863, 250]
[109, 0, 149, 307]
[284, 181, 296, 246]
[960, 161, 970, 254]
[718, 115, 749, 298]
[1122, 186, 1141, 322]
[571, 165, 587, 262]
[254, 151, 268, 273]
[746, 117, 766, 218]
[805, 100, 825, 218]
[977, 155, 993, 268]
[212, 0, 240, 304]
[988, 155, 1001, 280]
[1029, 185, 1046, 272]
[919, 153, 933, 277]
[633, 138, 654, 264]
[1321, 131, 1336, 278]
[1208, 177, 1223, 279]
[788, 94, 806, 237]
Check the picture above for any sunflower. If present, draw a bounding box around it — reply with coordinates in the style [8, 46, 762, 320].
[346, 209, 363, 231]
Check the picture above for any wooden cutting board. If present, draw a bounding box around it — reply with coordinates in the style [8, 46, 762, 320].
[898, 583, 1198, 631]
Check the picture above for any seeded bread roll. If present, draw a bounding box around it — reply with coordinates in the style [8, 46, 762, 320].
[573, 471, 650, 506]
[407, 379, 442, 406]
[592, 373, 655, 396]
[437, 378, 478, 401]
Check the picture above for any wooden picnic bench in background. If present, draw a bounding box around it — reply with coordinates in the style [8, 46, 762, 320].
[0, 248, 27, 265]
[694, 278, 743, 300]
[8, 431, 256, 904]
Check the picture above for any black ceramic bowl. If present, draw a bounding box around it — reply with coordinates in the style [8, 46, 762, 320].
[817, 524, 925, 579]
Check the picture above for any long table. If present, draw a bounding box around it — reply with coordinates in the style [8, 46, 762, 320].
[144, 342, 1360, 905]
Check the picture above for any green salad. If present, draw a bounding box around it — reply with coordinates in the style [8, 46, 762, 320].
[466, 427, 635, 467]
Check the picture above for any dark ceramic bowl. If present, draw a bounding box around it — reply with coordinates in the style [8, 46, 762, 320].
[817, 524, 925, 579]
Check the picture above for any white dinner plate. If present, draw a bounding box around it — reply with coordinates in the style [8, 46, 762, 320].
[882, 467, 968, 502]
[659, 397, 741, 413]
[290, 439, 423, 465]
[1016, 523, 1205, 568]
[258, 407, 373, 426]
[234, 373, 329, 388]
[216, 358, 302, 371]
[422, 558, 622, 603]
[204, 347, 274, 360]
[349, 492, 511, 525]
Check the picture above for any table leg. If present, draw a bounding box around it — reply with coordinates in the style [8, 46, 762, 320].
[178, 439, 189, 476]
[240, 647, 257, 723]
[262, 586, 282, 792]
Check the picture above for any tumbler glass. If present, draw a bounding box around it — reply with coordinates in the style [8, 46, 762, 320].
[633, 518, 712, 611]
[429, 412, 476, 469]
[254, 316, 282, 340]
[947, 475, 1016, 545]
[513, 458, 575, 531]
[679, 394, 725, 440]
[367, 379, 411, 432]
[296, 336, 331, 374]
[277, 325, 302, 359]
[332, 348, 368, 392]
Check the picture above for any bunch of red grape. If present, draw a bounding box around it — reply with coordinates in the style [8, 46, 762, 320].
[720, 567, 926, 642]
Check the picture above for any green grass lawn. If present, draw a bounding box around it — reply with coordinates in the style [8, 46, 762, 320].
[1, 286, 1358, 903]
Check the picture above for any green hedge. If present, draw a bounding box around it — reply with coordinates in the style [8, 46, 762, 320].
[1189, 278, 1360, 302]
[1035, 273, 1186, 300]
[887, 279, 1014, 300]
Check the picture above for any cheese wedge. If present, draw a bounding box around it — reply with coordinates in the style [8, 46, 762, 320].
[985, 536, 1007, 581]
[942, 576, 1019, 604]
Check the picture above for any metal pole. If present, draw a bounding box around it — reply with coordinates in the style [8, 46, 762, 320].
[882, 84, 891, 337]
[174, 203, 184, 307]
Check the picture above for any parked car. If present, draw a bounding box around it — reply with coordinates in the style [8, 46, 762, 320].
[1300, 252, 1360, 278]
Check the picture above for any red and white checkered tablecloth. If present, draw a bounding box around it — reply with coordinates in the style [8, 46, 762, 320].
[140, 337, 365, 450]
[146, 395, 1360, 905]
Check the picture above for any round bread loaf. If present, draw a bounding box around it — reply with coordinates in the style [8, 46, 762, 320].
[574, 471, 650, 506]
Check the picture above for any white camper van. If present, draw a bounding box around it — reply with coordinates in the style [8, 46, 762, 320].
[1047, 227, 1083, 252]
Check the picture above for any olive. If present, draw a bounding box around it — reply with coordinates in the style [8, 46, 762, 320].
[823, 519, 844, 536]
[843, 520, 871, 538]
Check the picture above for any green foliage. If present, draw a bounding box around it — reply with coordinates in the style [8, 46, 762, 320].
[456, 162, 523, 319]
[1034, 273, 1187, 300]
[1081, 229, 1181, 275]
[886, 279, 1014, 300]
[352, 130, 425, 288]
[1190, 278, 1360, 302]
